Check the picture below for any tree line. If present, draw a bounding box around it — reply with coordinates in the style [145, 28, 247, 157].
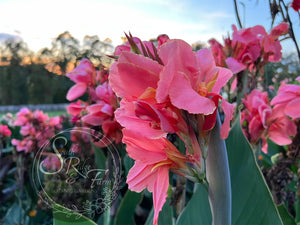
[0, 31, 114, 105]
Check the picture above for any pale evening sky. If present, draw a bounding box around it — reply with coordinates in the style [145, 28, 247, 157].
[0, 0, 299, 54]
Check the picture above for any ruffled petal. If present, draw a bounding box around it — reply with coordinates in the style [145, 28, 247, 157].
[169, 72, 216, 115]
[109, 52, 162, 98]
[212, 67, 233, 94]
[122, 129, 168, 163]
[115, 99, 167, 139]
[285, 98, 300, 119]
[268, 117, 297, 145]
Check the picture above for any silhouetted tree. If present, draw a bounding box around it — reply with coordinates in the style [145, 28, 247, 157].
[51, 31, 80, 74]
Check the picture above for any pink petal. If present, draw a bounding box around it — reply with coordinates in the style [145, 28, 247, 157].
[67, 101, 86, 116]
[271, 92, 297, 105]
[169, 72, 216, 115]
[157, 34, 170, 47]
[231, 77, 237, 91]
[127, 162, 157, 192]
[268, 117, 297, 145]
[249, 117, 263, 141]
[87, 103, 114, 116]
[270, 23, 289, 38]
[109, 52, 162, 98]
[153, 166, 169, 225]
[81, 114, 106, 126]
[196, 48, 218, 83]
[156, 39, 199, 102]
[66, 83, 87, 101]
[212, 67, 233, 94]
[203, 95, 220, 131]
[220, 99, 235, 139]
[225, 57, 246, 74]
[122, 129, 168, 163]
[66, 59, 95, 84]
[126, 161, 170, 225]
[285, 98, 300, 119]
[156, 63, 176, 103]
[115, 99, 167, 139]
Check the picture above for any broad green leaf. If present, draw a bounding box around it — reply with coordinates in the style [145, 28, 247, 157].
[176, 184, 211, 225]
[114, 190, 143, 225]
[93, 144, 106, 170]
[53, 203, 97, 225]
[226, 117, 283, 225]
[277, 204, 296, 225]
[145, 198, 174, 225]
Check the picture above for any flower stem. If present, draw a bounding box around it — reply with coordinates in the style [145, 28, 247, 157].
[206, 112, 231, 225]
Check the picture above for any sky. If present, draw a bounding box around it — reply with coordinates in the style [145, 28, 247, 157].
[0, 0, 299, 54]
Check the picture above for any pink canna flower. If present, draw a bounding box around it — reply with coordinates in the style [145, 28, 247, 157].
[208, 38, 226, 67]
[111, 36, 235, 224]
[67, 100, 86, 117]
[12, 108, 62, 153]
[0, 124, 12, 137]
[81, 102, 114, 126]
[114, 36, 156, 57]
[241, 90, 271, 149]
[115, 95, 188, 139]
[95, 81, 117, 108]
[268, 114, 297, 146]
[270, 83, 300, 119]
[157, 34, 170, 47]
[262, 23, 289, 62]
[242, 89, 297, 152]
[122, 129, 190, 225]
[41, 153, 62, 170]
[14, 108, 31, 126]
[156, 40, 234, 138]
[66, 59, 96, 101]
[209, 23, 288, 79]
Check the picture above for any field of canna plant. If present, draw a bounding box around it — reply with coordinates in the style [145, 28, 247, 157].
[1, 2, 300, 224]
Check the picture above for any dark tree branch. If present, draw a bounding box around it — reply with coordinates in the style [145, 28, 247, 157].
[233, 0, 243, 29]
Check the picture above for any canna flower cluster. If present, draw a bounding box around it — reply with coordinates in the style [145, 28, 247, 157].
[241, 80, 300, 153]
[11, 108, 62, 153]
[0, 124, 12, 138]
[110, 34, 234, 225]
[209, 23, 289, 89]
[66, 59, 122, 146]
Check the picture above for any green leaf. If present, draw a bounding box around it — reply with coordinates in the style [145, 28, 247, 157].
[114, 190, 143, 225]
[1, 146, 13, 153]
[277, 204, 296, 225]
[3, 202, 28, 225]
[123, 154, 134, 177]
[226, 116, 283, 225]
[53, 203, 97, 225]
[176, 184, 211, 225]
[145, 198, 174, 225]
[93, 145, 106, 170]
